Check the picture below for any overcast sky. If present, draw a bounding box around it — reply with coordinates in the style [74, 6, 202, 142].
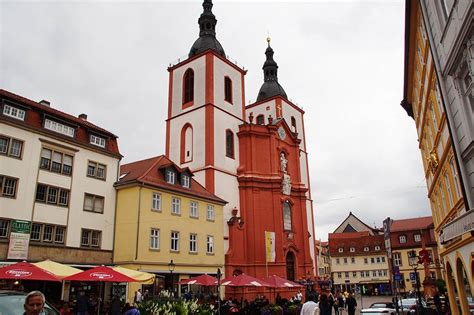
[1, 0, 431, 240]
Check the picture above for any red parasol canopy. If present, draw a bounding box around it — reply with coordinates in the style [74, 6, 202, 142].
[221, 273, 270, 287]
[63, 265, 138, 282]
[177, 274, 218, 286]
[0, 261, 61, 282]
[263, 275, 303, 288]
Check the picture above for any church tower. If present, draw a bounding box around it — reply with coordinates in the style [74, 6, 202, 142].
[165, 0, 246, 250]
[244, 39, 317, 274]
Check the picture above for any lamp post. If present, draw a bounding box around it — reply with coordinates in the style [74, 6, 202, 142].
[408, 250, 424, 315]
[168, 259, 176, 297]
[217, 268, 222, 315]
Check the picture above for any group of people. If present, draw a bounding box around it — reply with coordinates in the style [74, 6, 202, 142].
[300, 291, 357, 315]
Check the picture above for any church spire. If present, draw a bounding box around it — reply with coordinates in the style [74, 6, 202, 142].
[257, 39, 288, 102]
[189, 0, 226, 58]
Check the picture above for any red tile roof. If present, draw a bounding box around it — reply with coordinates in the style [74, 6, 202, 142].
[117, 155, 226, 204]
[390, 216, 433, 232]
[328, 232, 385, 256]
[0, 89, 121, 156]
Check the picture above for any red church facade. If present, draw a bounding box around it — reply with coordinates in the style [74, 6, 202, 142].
[164, 0, 317, 291]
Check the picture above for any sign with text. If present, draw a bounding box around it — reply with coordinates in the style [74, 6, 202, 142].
[7, 220, 32, 260]
[383, 217, 392, 259]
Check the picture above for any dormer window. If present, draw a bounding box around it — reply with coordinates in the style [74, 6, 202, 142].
[182, 174, 190, 188]
[3, 104, 25, 121]
[414, 234, 421, 242]
[338, 248, 343, 253]
[350, 247, 355, 252]
[399, 235, 407, 244]
[90, 134, 106, 148]
[166, 170, 176, 184]
[364, 246, 370, 252]
[375, 246, 381, 251]
[44, 119, 75, 138]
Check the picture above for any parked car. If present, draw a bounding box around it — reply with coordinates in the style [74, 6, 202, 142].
[360, 307, 396, 314]
[369, 302, 396, 309]
[0, 290, 59, 315]
[398, 298, 436, 314]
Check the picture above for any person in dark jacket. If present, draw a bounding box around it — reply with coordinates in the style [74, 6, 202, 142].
[109, 295, 121, 315]
[75, 291, 89, 315]
[345, 292, 357, 315]
[318, 294, 332, 315]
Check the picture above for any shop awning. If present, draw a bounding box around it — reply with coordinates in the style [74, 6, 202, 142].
[33, 260, 81, 279]
[0, 261, 61, 282]
[113, 266, 155, 284]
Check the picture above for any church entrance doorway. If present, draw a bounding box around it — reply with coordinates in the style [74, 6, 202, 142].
[286, 251, 295, 281]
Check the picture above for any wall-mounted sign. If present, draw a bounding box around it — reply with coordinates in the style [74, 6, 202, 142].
[7, 220, 32, 260]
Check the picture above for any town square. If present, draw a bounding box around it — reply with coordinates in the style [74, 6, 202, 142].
[0, 0, 473, 314]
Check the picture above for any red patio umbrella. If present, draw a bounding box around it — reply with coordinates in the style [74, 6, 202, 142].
[177, 274, 217, 286]
[264, 275, 303, 288]
[0, 261, 61, 282]
[221, 273, 270, 287]
[63, 265, 138, 282]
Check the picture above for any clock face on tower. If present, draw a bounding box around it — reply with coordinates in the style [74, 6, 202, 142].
[278, 126, 286, 140]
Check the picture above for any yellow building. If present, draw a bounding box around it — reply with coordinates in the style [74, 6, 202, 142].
[113, 155, 226, 302]
[401, 1, 472, 313]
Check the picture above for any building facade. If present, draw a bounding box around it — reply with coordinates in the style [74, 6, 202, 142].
[0, 89, 121, 298]
[164, 0, 316, 281]
[389, 216, 441, 296]
[329, 213, 390, 295]
[401, 1, 473, 313]
[315, 240, 331, 280]
[113, 155, 226, 302]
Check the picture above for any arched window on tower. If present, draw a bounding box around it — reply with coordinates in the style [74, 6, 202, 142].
[283, 201, 292, 231]
[291, 116, 297, 133]
[226, 130, 234, 159]
[183, 68, 194, 106]
[224, 76, 233, 104]
[256, 114, 265, 125]
[180, 124, 193, 163]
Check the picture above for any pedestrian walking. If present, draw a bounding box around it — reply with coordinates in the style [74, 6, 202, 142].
[319, 294, 332, 315]
[300, 293, 318, 315]
[345, 292, 357, 315]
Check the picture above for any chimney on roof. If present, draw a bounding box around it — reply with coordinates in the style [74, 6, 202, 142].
[39, 100, 50, 107]
[78, 113, 88, 121]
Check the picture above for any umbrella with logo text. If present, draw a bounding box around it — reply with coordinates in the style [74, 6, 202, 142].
[221, 273, 270, 287]
[0, 261, 61, 282]
[63, 265, 138, 282]
[177, 274, 218, 286]
[264, 275, 303, 288]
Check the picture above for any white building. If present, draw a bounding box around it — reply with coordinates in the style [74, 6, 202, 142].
[0, 89, 121, 265]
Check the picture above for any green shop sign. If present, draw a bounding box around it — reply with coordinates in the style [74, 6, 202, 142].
[11, 220, 31, 234]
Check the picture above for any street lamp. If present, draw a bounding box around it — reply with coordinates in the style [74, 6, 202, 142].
[408, 250, 424, 315]
[168, 259, 176, 297]
[217, 268, 222, 315]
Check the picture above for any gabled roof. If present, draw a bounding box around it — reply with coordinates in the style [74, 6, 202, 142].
[117, 155, 226, 204]
[333, 212, 378, 235]
[391, 216, 433, 232]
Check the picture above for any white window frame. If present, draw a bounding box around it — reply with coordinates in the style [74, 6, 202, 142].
[3, 104, 26, 121]
[190, 201, 198, 218]
[393, 252, 402, 266]
[445, 173, 454, 207]
[338, 248, 343, 253]
[375, 246, 381, 251]
[189, 233, 197, 253]
[90, 134, 106, 148]
[44, 118, 75, 137]
[350, 247, 355, 252]
[182, 175, 190, 188]
[206, 204, 215, 220]
[152, 192, 161, 211]
[170, 231, 180, 251]
[414, 234, 422, 242]
[166, 170, 176, 184]
[171, 197, 181, 215]
[399, 235, 407, 244]
[336, 258, 340, 264]
[364, 246, 369, 252]
[206, 235, 214, 254]
[150, 228, 160, 250]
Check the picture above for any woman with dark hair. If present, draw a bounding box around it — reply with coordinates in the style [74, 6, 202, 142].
[318, 294, 332, 315]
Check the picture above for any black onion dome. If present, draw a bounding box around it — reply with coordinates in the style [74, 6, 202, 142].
[189, 0, 226, 58]
[256, 41, 287, 102]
